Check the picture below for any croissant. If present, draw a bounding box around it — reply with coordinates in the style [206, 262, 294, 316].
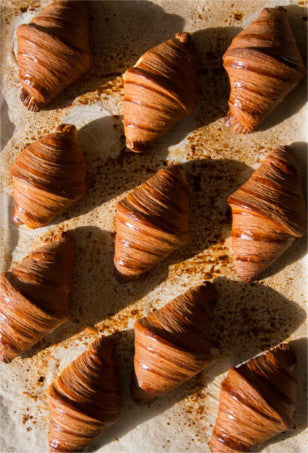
[131, 282, 217, 405]
[223, 7, 305, 133]
[211, 343, 297, 452]
[48, 336, 121, 452]
[0, 232, 74, 363]
[123, 32, 198, 152]
[10, 124, 86, 229]
[227, 146, 307, 282]
[16, 0, 93, 111]
[114, 165, 190, 280]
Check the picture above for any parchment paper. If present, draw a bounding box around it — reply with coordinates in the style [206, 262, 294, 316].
[0, 0, 307, 452]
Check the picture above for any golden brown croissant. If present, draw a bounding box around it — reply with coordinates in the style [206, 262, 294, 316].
[227, 146, 307, 282]
[131, 282, 217, 405]
[123, 32, 198, 152]
[211, 343, 297, 452]
[10, 124, 86, 229]
[114, 165, 190, 280]
[16, 0, 93, 111]
[0, 232, 74, 363]
[48, 336, 121, 452]
[223, 7, 305, 133]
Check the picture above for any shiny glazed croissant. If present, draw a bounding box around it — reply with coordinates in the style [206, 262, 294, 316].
[131, 282, 217, 405]
[223, 7, 305, 133]
[10, 124, 86, 229]
[48, 336, 121, 452]
[123, 32, 198, 152]
[227, 146, 307, 282]
[114, 165, 190, 280]
[211, 343, 297, 452]
[17, 0, 93, 111]
[0, 232, 74, 363]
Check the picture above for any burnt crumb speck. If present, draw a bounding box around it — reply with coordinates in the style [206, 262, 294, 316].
[233, 12, 243, 21]
[22, 414, 30, 424]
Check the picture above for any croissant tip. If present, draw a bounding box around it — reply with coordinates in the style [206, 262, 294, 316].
[235, 266, 257, 283]
[20, 89, 41, 112]
[175, 32, 191, 44]
[0, 352, 13, 364]
[263, 6, 286, 14]
[130, 372, 157, 406]
[114, 264, 146, 282]
[224, 114, 251, 134]
[126, 139, 152, 153]
[55, 124, 77, 135]
[12, 209, 24, 226]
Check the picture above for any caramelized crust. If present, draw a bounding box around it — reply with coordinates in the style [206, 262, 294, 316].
[10, 124, 86, 229]
[17, 0, 93, 111]
[132, 282, 217, 405]
[48, 336, 121, 452]
[114, 165, 190, 280]
[0, 232, 74, 363]
[123, 32, 198, 152]
[227, 146, 307, 282]
[223, 7, 305, 133]
[211, 344, 297, 452]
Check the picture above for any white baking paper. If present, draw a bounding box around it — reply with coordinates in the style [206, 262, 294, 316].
[0, 1, 307, 452]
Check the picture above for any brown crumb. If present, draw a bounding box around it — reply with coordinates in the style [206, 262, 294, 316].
[233, 12, 243, 21]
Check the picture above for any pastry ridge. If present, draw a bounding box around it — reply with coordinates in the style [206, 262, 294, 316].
[211, 343, 297, 452]
[227, 146, 307, 282]
[0, 232, 74, 363]
[114, 165, 190, 280]
[223, 7, 305, 133]
[123, 32, 198, 152]
[132, 282, 217, 405]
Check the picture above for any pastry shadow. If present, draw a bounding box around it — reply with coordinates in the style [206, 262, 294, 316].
[91, 274, 306, 451]
[212, 277, 306, 360]
[22, 225, 170, 358]
[1, 94, 15, 151]
[260, 235, 307, 282]
[255, 4, 307, 133]
[158, 26, 243, 150]
[51, 114, 170, 225]
[160, 157, 253, 267]
[22, 154, 304, 359]
[256, 77, 307, 133]
[89, 329, 229, 452]
[42, 157, 254, 352]
[191, 26, 242, 129]
[41, 0, 185, 111]
[261, 337, 307, 450]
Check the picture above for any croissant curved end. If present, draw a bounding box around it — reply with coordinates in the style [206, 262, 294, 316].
[125, 139, 152, 154]
[175, 31, 190, 43]
[10, 124, 86, 229]
[55, 124, 76, 135]
[223, 6, 305, 134]
[0, 231, 74, 363]
[48, 335, 121, 452]
[16, 1, 93, 111]
[130, 371, 157, 406]
[210, 343, 297, 452]
[132, 282, 216, 404]
[227, 146, 307, 282]
[20, 88, 42, 112]
[123, 32, 197, 153]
